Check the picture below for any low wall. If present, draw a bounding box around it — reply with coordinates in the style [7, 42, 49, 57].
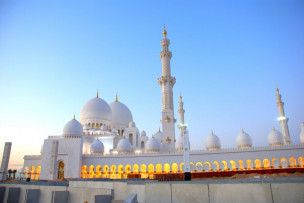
[1, 177, 304, 203]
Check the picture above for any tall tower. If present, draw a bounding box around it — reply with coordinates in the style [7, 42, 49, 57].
[158, 25, 176, 153]
[275, 85, 291, 144]
[178, 93, 185, 126]
[0, 142, 12, 180]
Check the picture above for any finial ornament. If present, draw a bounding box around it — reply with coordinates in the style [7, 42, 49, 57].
[116, 92, 118, 102]
[242, 128, 244, 134]
[276, 85, 279, 93]
[97, 89, 99, 98]
[211, 130, 213, 135]
[180, 92, 182, 100]
[158, 127, 160, 132]
[163, 24, 167, 38]
[273, 126, 275, 131]
[73, 114, 76, 120]
[152, 134, 154, 138]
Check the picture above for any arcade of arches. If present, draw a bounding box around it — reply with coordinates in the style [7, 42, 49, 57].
[22, 157, 304, 180]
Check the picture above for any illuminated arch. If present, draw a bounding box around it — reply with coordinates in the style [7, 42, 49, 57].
[156, 164, 162, 174]
[125, 164, 131, 174]
[164, 163, 170, 173]
[180, 163, 184, 172]
[133, 164, 139, 174]
[204, 161, 211, 172]
[280, 158, 288, 168]
[148, 164, 154, 173]
[36, 166, 41, 180]
[110, 165, 116, 179]
[238, 160, 244, 170]
[89, 165, 95, 178]
[263, 159, 270, 169]
[103, 165, 109, 178]
[30, 166, 35, 180]
[246, 160, 252, 170]
[213, 161, 219, 172]
[140, 164, 147, 178]
[272, 158, 279, 168]
[118, 165, 124, 179]
[221, 161, 228, 171]
[172, 163, 178, 173]
[23, 166, 29, 179]
[96, 165, 102, 178]
[255, 159, 262, 170]
[196, 162, 203, 172]
[230, 160, 236, 171]
[298, 157, 304, 168]
[82, 165, 88, 178]
[289, 157, 297, 168]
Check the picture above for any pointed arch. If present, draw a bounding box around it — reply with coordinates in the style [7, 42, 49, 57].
[103, 165, 109, 178]
[196, 162, 203, 172]
[172, 163, 178, 173]
[148, 164, 154, 173]
[289, 157, 297, 168]
[230, 160, 236, 171]
[238, 160, 244, 170]
[118, 165, 124, 179]
[272, 158, 279, 168]
[263, 159, 270, 169]
[110, 165, 116, 179]
[140, 164, 147, 178]
[180, 163, 184, 172]
[298, 157, 304, 168]
[82, 165, 88, 178]
[89, 165, 95, 178]
[133, 164, 139, 174]
[156, 163, 162, 174]
[246, 160, 252, 170]
[125, 164, 131, 174]
[96, 165, 102, 178]
[280, 157, 288, 168]
[36, 166, 41, 180]
[255, 159, 262, 170]
[204, 162, 211, 172]
[164, 163, 170, 173]
[221, 161, 228, 171]
[213, 161, 219, 172]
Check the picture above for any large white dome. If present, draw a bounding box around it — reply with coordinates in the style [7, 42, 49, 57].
[205, 131, 221, 150]
[109, 100, 133, 128]
[62, 118, 83, 138]
[117, 138, 132, 153]
[268, 127, 284, 146]
[80, 96, 112, 124]
[145, 136, 161, 153]
[236, 129, 253, 149]
[90, 140, 104, 154]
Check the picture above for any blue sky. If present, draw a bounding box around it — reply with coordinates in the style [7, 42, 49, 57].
[0, 0, 303, 169]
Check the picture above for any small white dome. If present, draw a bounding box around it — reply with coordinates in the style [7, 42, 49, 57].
[141, 130, 146, 137]
[80, 96, 112, 124]
[145, 136, 161, 153]
[90, 140, 104, 154]
[175, 136, 183, 152]
[117, 138, 132, 153]
[129, 121, 135, 128]
[205, 131, 221, 150]
[100, 125, 107, 131]
[109, 100, 133, 128]
[83, 124, 90, 131]
[236, 129, 253, 149]
[300, 122, 304, 145]
[268, 128, 284, 146]
[154, 129, 163, 142]
[62, 118, 83, 138]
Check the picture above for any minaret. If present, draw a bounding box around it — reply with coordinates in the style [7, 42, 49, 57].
[158, 25, 176, 153]
[275, 85, 291, 144]
[178, 93, 185, 126]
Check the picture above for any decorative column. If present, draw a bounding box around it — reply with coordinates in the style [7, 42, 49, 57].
[158, 25, 176, 153]
[276, 85, 291, 144]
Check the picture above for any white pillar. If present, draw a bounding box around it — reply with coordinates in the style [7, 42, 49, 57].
[158, 25, 176, 153]
[276, 86, 291, 144]
[182, 127, 190, 173]
[0, 142, 12, 180]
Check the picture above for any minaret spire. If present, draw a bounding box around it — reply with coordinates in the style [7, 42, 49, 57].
[158, 25, 176, 153]
[96, 90, 99, 98]
[275, 85, 291, 144]
[178, 92, 185, 125]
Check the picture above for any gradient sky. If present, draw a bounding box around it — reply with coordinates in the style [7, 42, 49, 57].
[0, 0, 303, 170]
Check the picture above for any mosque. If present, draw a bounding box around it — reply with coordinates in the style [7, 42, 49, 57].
[21, 27, 304, 180]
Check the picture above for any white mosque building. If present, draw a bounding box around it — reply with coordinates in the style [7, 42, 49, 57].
[22, 27, 304, 180]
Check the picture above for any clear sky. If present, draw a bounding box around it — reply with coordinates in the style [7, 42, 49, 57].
[0, 0, 303, 170]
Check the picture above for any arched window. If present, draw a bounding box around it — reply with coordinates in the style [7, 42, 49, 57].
[58, 161, 65, 179]
[141, 141, 144, 149]
[129, 133, 133, 145]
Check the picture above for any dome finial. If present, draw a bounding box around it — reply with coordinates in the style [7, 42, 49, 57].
[158, 127, 160, 132]
[273, 126, 275, 131]
[73, 114, 76, 120]
[152, 134, 154, 138]
[211, 130, 213, 135]
[180, 92, 182, 101]
[163, 24, 167, 38]
[276, 85, 279, 93]
[116, 92, 118, 102]
[97, 89, 99, 98]
[242, 128, 244, 134]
